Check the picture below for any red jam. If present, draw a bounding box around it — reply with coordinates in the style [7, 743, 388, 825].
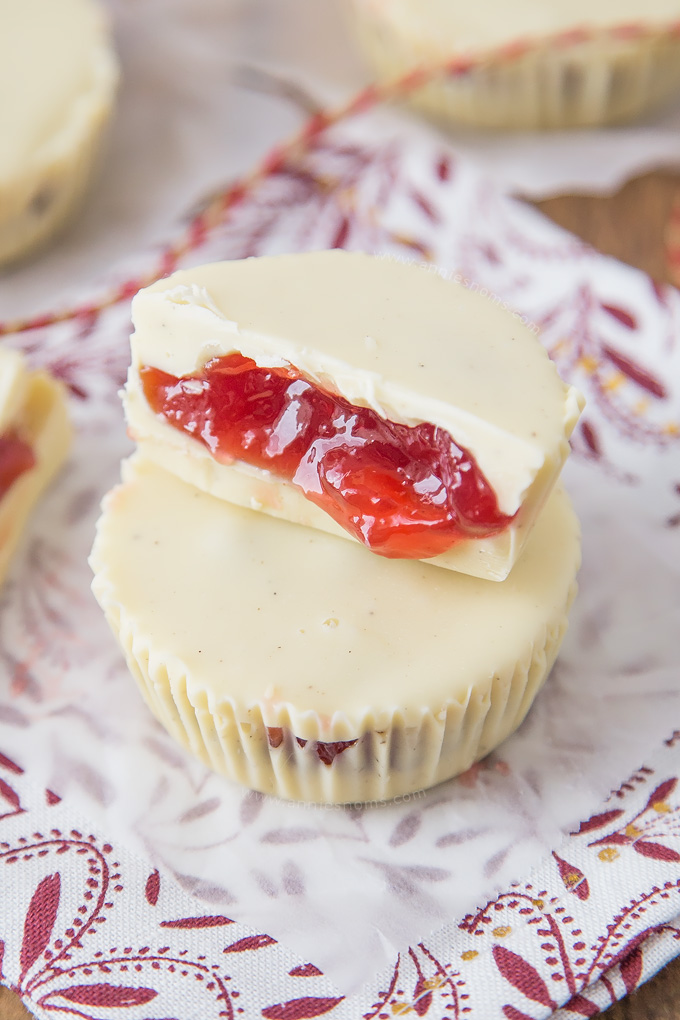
[267, 727, 357, 766]
[0, 432, 35, 500]
[140, 353, 512, 559]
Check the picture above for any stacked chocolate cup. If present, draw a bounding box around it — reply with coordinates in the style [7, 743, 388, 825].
[90, 251, 584, 803]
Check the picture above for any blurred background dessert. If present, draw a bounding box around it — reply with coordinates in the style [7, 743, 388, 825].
[348, 0, 680, 129]
[0, 0, 118, 268]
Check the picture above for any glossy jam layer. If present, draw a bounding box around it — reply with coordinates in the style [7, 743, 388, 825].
[0, 432, 35, 501]
[141, 354, 512, 559]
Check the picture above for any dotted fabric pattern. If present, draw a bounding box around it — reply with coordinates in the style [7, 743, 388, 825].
[0, 737, 679, 1018]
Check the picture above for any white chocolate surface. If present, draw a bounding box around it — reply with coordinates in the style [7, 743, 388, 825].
[0, 350, 30, 435]
[0, 348, 72, 586]
[125, 252, 583, 580]
[0, 0, 118, 265]
[0, 0, 116, 184]
[91, 455, 579, 724]
[90, 456, 579, 800]
[355, 0, 680, 55]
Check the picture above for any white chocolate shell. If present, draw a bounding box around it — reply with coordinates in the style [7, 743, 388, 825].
[125, 252, 583, 581]
[0, 0, 119, 266]
[348, 0, 680, 130]
[90, 455, 580, 803]
[0, 349, 72, 585]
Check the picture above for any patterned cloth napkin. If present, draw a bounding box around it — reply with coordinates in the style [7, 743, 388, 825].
[0, 90, 679, 1020]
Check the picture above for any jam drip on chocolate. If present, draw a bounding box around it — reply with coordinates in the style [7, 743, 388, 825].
[141, 353, 512, 559]
[0, 432, 35, 500]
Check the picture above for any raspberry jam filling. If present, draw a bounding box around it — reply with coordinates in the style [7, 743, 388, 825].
[0, 432, 35, 500]
[141, 353, 513, 559]
[267, 727, 357, 766]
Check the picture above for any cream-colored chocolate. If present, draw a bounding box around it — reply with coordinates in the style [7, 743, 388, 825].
[354, 0, 680, 55]
[349, 0, 680, 129]
[0, 349, 72, 585]
[125, 251, 583, 581]
[0, 0, 118, 266]
[90, 455, 580, 803]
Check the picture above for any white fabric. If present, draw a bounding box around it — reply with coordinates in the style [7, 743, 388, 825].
[0, 0, 679, 1002]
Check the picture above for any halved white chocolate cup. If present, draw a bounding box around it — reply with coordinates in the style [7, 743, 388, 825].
[0, 350, 72, 585]
[125, 252, 583, 581]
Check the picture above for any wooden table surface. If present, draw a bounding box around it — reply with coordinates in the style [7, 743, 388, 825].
[1, 169, 679, 1020]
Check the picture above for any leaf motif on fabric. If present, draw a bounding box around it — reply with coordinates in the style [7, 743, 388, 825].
[632, 841, 680, 862]
[601, 303, 637, 330]
[492, 946, 557, 1010]
[172, 872, 233, 903]
[580, 421, 601, 457]
[590, 831, 631, 847]
[59, 757, 114, 807]
[178, 798, 221, 824]
[479, 242, 501, 265]
[552, 853, 590, 900]
[223, 933, 276, 954]
[145, 869, 160, 907]
[239, 790, 264, 825]
[644, 778, 677, 811]
[51, 983, 157, 1007]
[411, 975, 433, 1016]
[0, 777, 22, 813]
[0, 702, 30, 727]
[601, 344, 667, 399]
[410, 189, 440, 224]
[159, 915, 233, 929]
[20, 873, 61, 978]
[389, 813, 421, 847]
[484, 845, 511, 879]
[377, 863, 449, 899]
[331, 216, 350, 250]
[0, 751, 23, 774]
[436, 154, 453, 182]
[261, 996, 345, 1019]
[575, 809, 624, 834]
[620, 945, 644, 994]
[260, 828, 320, 844]
[282, 860, 305, 897]
[402, 865, 449, 882]
[435, 827, 486, 848]
[289, 963, 323, 978]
